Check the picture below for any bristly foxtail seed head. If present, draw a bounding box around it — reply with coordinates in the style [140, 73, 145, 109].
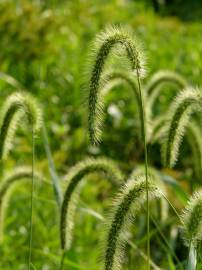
[186, 122, 202, 182]
[103, 176, 161, 270]
[145, 70, 187, 95]
[162, 87, 202, 168]
[87, 25, 145, 145]
[60, 157, 124, 250]
[129, 164, 168, 221]
[181, 189, 202, 247]
[0, 91, 42, 160]
[90, 69, 144, 142]
[0, 166, 43, 242]
[145, 70, 187, 126]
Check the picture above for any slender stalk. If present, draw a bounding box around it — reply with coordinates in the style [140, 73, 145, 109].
[147, 208, 182, 267]
[28, 128, 35, 270]
[136, 74, 150, 269]
[87, 27, 149, 268]
[59, 250, 66, 270]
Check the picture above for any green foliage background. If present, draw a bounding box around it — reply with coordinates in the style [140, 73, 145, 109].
[0, 0, 202, 269]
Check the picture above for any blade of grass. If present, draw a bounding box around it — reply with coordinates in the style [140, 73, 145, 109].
[42, 124, 62, 208]
[38, 67, 62, 208]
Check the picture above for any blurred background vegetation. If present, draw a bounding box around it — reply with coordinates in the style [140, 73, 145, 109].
[0, 0, 202, 269]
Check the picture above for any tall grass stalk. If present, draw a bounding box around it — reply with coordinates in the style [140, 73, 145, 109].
[0, 92, 42, 268]
[87, 26, 151, 269]
[0, 70, 62, 207]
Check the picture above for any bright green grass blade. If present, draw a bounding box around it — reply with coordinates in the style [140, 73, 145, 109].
[42, 125, 62, 208]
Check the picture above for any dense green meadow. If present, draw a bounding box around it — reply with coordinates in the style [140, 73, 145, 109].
[0, 1, 202, 269]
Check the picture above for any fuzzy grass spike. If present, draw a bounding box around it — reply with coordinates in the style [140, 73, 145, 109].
[129, 165, 168, 221]
[0, 71, 62, 208]
[162, 87, 202, 167]
[145, 70, 187, 96]
[104, 176, 160, 270]
[145, 70, 187, 133]
[181, 189, 202, 246]
[0, 91, 42, 270]
[60, 157, 124, 250]
[0, 91, 42, 160]
[186, 122, 202, 181]
[87, 26, 145, 144]
[181, 190, 202, 269]
[0, 167, 43, 242]
[87, 26, 152, 268]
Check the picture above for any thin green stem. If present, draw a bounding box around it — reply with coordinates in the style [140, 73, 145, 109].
[148, 210, 182, 268]
[59, 250, 66, 270]
[127, 240, 161, 270]
[28, 128, 35, 270]
[136, 73, 150, 270]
